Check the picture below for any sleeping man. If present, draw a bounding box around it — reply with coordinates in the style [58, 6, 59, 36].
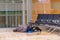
[13, 22, 42, 33]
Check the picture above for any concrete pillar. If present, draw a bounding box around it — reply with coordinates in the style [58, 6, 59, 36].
[27, 0, 32, 23]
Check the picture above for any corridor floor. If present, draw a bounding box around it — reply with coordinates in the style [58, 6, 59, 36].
[0, 31, 60, 40]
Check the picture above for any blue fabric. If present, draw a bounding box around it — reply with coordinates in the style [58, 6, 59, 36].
[27, 27, 33, 33]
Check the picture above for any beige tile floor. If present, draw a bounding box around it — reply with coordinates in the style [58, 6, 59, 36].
[0, 27, 60, 40]
[0, 31, 60, 40]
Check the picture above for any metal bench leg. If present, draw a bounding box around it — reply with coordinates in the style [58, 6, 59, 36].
[48, 27, 52, 32]
[50, 28, 56, 33]
[59, 33, 60, 36]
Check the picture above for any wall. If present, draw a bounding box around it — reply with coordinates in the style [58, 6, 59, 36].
[32, 0, 51, 23]
[51, 0, 60, 14]
[51, 2, 60, 10]
[32, 0, 60, 23]
[0, 3, 23, 11]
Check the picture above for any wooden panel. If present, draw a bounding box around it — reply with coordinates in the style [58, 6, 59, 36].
[51, 10, 60, 14]
[32, 0, 51, 14]
[32, 0, 51, 22]
[32, 3, 44, 14]
[32, 0, 38, 3]
[32, 10, 38, 23]
[51, 0, 60, 2]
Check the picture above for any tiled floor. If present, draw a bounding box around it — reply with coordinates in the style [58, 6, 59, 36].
[0, 30, 60, 40]
[0, 27, 60, 40]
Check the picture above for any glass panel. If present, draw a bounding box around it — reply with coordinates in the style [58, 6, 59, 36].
[0, 0, 22, 3]
[0, 11, 6, 15]
[3, 11, 22, 15]
[7, 11, 15, 15]
[8, 15, 22, 27]
[0, 0, 5, 3]
[25, 15, 27, 24]
[25, 10, 27, 24]
[0, 16, 6, 28]
[0, 0, 28, 28]
[18, 11, 22, 14]
[17, 16, 22, 25]
[13, 0, 22, 3]
[8, 16, 15, 28]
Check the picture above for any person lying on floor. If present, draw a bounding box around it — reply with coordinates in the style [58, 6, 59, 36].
[13, 24, 27, 32]
[13, 22, 42, 33]
[26, 23, 42, 32]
